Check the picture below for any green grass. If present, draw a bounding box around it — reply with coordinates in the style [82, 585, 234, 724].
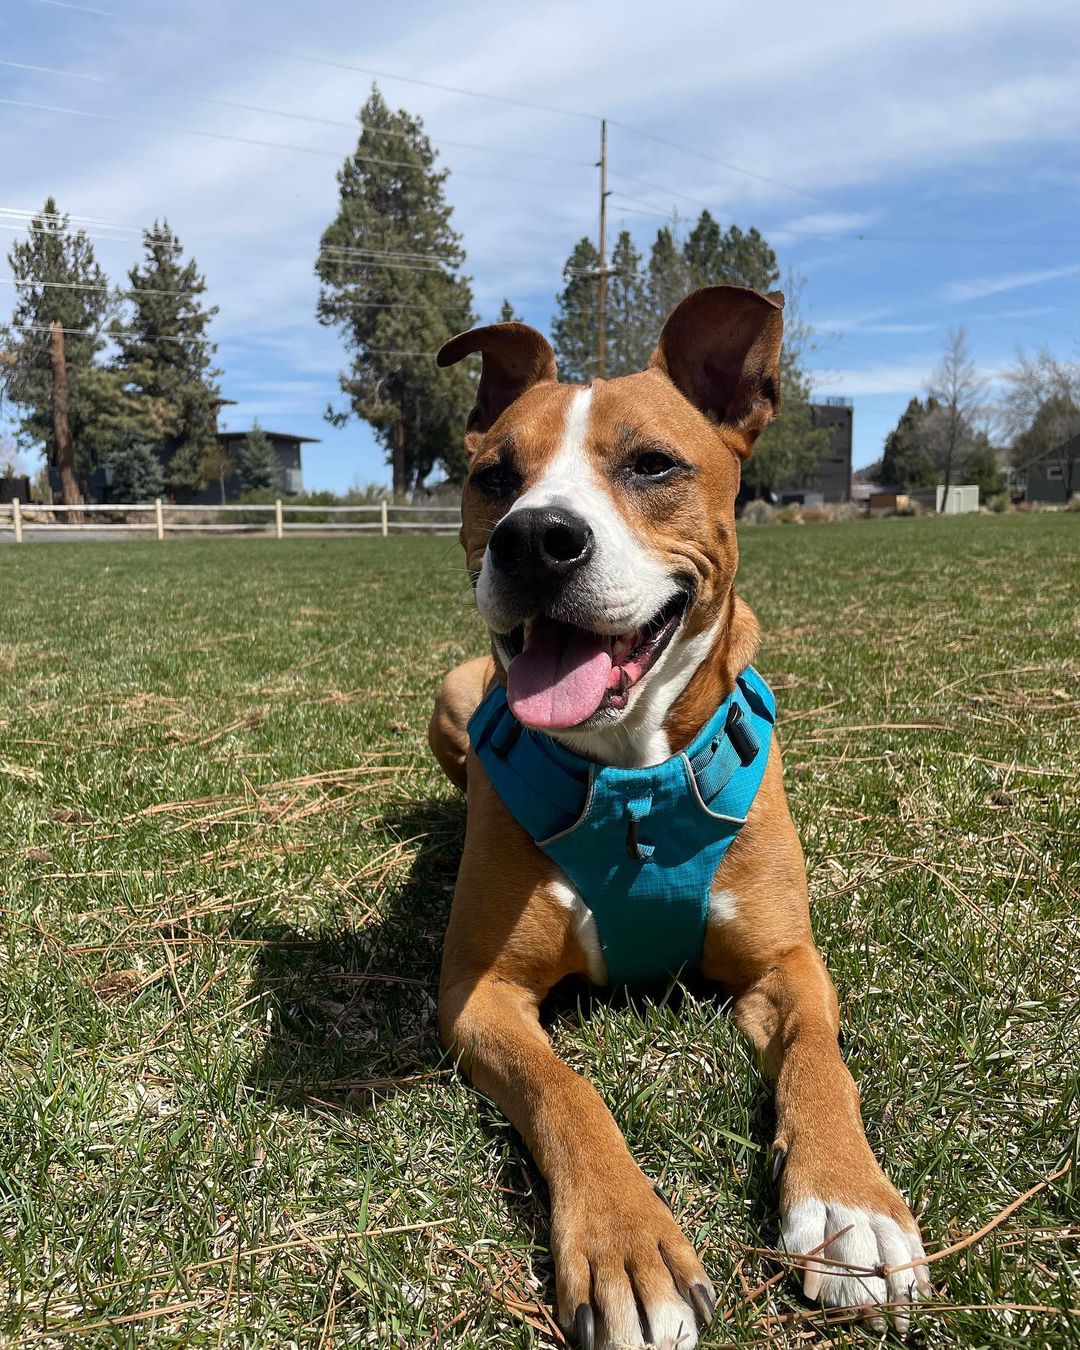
[1, 515, 1078, 1347]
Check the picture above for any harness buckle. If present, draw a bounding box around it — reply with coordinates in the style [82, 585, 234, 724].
[725, 702, 759, 767]
[490, 713, 523, 760]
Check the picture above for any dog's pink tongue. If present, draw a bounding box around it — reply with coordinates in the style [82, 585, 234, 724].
[507, 619, 612, 730]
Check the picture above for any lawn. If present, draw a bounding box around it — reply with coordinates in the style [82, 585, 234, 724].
[1, 515, 1077, 1348]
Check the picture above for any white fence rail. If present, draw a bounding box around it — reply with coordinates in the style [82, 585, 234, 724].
[0, 498, 462, 543]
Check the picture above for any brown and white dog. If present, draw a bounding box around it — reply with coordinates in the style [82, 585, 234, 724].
[428, 286, 929, 1349]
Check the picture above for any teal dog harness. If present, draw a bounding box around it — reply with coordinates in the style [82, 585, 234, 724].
[468, 666, 776, 986]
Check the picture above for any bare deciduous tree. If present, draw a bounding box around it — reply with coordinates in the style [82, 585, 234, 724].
[1001, 347, 1080, 501]
[199, 444, 234, 505]
[927, 326, 985, 512]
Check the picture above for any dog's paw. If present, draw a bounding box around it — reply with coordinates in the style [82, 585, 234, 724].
[779, 1157, 930, 1335]
[551, 1168, 714, 1349]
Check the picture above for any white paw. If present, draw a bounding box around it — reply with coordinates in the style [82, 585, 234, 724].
[782, 1199, 930, 1333]
[592, 1288, 700, 1349]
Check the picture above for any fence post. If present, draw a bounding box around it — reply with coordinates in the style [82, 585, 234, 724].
[154, 497, 164, 541]
[380, 498, 389, 538]
[275, 499, 283, 539]
[12, 497, 23, 544]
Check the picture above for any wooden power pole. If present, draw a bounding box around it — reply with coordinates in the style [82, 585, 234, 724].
[596, 118, 609, 380]
[48, 321, 83, 516]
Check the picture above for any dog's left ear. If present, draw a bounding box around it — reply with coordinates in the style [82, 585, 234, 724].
[649, 285, 784, 455]
[437, 322, 558, 450]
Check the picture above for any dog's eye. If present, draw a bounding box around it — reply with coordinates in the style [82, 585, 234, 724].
[631, 450, 679, 480]
[472, 462, 520, 498]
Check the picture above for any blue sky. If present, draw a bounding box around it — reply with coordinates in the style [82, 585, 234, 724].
[2, 0, 1078, 490]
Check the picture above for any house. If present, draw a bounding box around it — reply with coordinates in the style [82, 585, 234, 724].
[174, 429, 318, 505]
[49, 427, 318, 505]
[216, 428, 314, 499]
[1023, 435, 1079, 504]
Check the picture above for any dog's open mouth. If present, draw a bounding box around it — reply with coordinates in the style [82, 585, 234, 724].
[499, 591, 688, 731]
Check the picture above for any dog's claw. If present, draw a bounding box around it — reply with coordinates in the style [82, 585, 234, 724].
[653, 1183, 673, 1211]
[771, 1145, 787, 1184]
[574, 1303, 595, 1350]
[689, 1282, 715, 1326]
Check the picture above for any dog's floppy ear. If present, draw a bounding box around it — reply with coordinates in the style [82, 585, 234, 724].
[437, 322, 558, 446]
[648, 286, 784, 455]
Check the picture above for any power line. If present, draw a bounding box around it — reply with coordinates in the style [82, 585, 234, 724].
[607, 119, 823, 202]
[5, 322, 441, 358]
[0, 97, 592, 195]
[0, 59, 593, 169]
[0, 276, 468, 315]
[0, 206, 465, 268]
[607, 168, 724, 217]
[0, 221, 469, 276]
[1, 275, 188, 298]
[6, 320, 186, 342]
[30, 0, 601, 123]
[0, 214, 472, 275]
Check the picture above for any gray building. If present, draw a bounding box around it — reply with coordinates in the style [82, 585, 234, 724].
[777, 397, 853, 504]
[173, 429, 317, 504]
[1023, 434, 1079, 504]
[216, 429, 314, 499]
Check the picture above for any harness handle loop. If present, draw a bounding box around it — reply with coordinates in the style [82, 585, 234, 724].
[624, 794, 656, 862]
[625, 818, 655, 862]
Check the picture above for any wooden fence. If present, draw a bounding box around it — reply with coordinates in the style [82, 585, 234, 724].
[0, 499, 462, 543]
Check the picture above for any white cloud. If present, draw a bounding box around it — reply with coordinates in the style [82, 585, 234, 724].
[943, 262, 1080, 302]
[811, 360, 937, 398]
[814, 306, 940, 336]
[774, 211, 881, 243]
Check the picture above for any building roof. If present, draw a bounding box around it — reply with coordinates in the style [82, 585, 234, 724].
[217, 429, 321, 444]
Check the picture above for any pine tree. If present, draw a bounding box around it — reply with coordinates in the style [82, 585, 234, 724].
[498, 299, 522, 323]
[0, 198, 112, 501]
[963, 440, 1003, 499]
[104, 442, 164, 501]
[76, 363, 175, 476]
[112, 221, 221, 493]
[316, 86, 476, 495]
[881, 397, 940, 488]
[683, 215, 780, 292]
[551, 237, 601, 382]
[234, 421, 279, 492]
[605, 231, 652, 377]
[646, 226, 691, 340]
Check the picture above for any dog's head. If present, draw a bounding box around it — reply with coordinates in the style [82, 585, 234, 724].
[438, 285, 783, 751]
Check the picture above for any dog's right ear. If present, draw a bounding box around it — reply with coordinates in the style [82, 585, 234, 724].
[437, 322, 558, 449]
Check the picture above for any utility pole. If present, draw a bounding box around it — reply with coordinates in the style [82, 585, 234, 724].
[48, 321, 83, 518]
[596, 118, 609, 380]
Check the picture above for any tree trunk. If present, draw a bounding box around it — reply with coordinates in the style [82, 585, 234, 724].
[390, 420, 407, 500]
[49, 321, 83, 521]
[219, 473, 226, 505]
[939, 415, 957, 513]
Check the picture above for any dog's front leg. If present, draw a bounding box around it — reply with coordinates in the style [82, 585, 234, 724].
[732, 943, 931, 1329]
[439, 792, 716, 1350]
[440, 972, 714, 1348]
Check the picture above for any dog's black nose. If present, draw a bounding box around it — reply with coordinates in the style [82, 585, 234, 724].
[489, 506, 594, 585]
